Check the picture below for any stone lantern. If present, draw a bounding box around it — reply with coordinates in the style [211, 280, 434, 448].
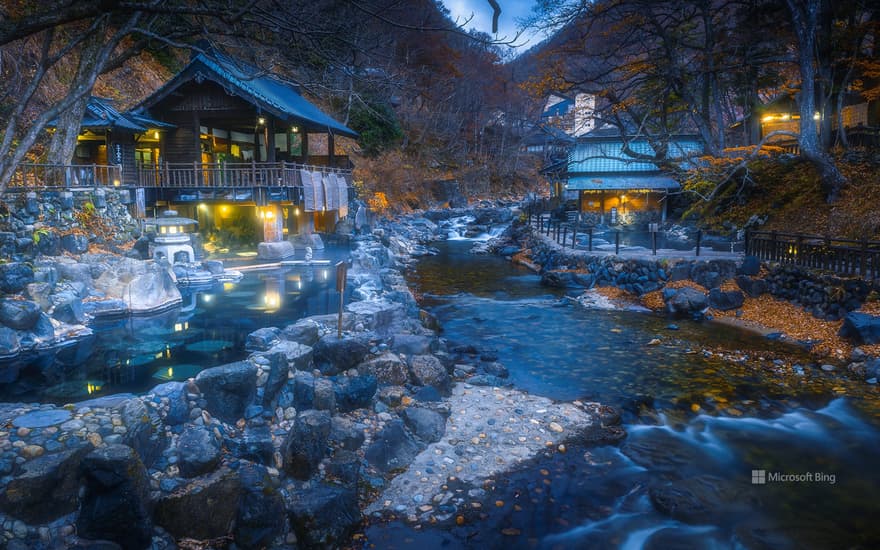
[146, 210, 198, 264]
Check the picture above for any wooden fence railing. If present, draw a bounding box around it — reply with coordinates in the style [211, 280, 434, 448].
[8, 163, 123, 189]
[746, 230, 880, 279]
[136, 161, 352, 188]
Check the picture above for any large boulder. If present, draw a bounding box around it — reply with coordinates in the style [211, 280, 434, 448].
[0, 442, 93, 523]
[401, 406, 447, 443]
[93, 258, 181, 313]
[0, 299, 42, 330]
[61, 233, 89, 254]
[235, 462, 285, 549]
[286, 484, 360, 550]
[364, 420, 422, 474]
[177, 426, 221, 478]
[357, 352, 408, 385]
[738, 255, 761, 276]
[56, 260, 94, 287]
[293, 371, 316, 410]
[283, 410, 331, 480]
[735, 275, 768, 298]
[0, 326, 20, 357]
[707, 288, 745, 311]
[256, 240, 295, 260]
[0, 262, 34, 293]
[313, 335, 369, 375]
[664, 287, 709, 318]
[76, 444, 152, 550]
[839, 312, 880, 345]
[154, 467, 242, 540]
[266, 340, 313, 372]
[390, 334, 435, 356]
[281, 319, 320, 346]
[118, 398, 164, 468]
[53, 298, 86, 325]
[345, 299, 406, 332]
[195, 361, 257, 423]
[333, 375, 377, 412]
[224, 425, 274, 465]
[408, 354, 451, 394]
[150, 381, 189, 426]
[329, 416, 366, 451]
[246, 327, 280, 352]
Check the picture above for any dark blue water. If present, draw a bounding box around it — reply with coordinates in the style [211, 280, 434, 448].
[0, 248, 351, 403]
[364, 239, 880, 549]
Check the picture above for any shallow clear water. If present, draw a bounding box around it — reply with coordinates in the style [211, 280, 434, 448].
[364, 238, 880, 549]
[0, 247, 351, 403]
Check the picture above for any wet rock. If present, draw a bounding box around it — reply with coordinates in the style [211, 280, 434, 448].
[735, 275, 768, 298]
[0, 326, 21, 357]
[53, 297, 85, 325]
[466, 374, 507, 387]
[266, 340, 313, 371]
[77, 444, 152, 549]
[358, 352, 408, 385]
[401, 406, 446, 443]
[481, 361, 509, 378]
[235, 462, 285, 549]
[649, 475, 755, 524]
[246, 326, 280, 351]
[119, 398, 164, 467]
[12, 409, 72, 428]
[0, 298, 41, 330]
[328, 449, 360, 484]
[707, 288, 745, 311]
[738, 255, 761, 276]
[154, 467, 242, 540]
[195, 361, 257, 423]
[414, 385, 442, 402]
[293, 371, 316, 409]
[364, 419, 422, 473]
[151, 381, 189, 425]
[0, 262, 35, 293]
[333, 374, 377, 412]
[330, 416, 365, 451]
[390, 333, 435, 355]
[0, 441, 93, 523]
[61, 233, 89, 254]
[839, 312, 880, 345]
[313, 335, 369, 375]
[286, 484, 360, 549]
[408, 354, 451, 394]
[345, 299, 406, 332]
[314, 378, 337, 412]
[36, 230, 62, 256]
[177, 425, 221, 478]
[257, 240, 295, 260]
[93, 258, 181, 313]
[260, 351, 291, 407]
[282, 319, 320, 347]
[224, 425, 274, 465]
[283, 410, 331, 480]
[664, 287, 708, 318]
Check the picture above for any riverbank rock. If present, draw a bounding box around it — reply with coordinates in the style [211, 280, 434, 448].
[0, 262, 34, 293]
[334, 374, 378, 412]
[839, 312, 880, 344]
[358, 352, 408, 385]
[177, 425, 221, 478]
[154, 467, 242, 540]
[0, 299, 42, 330]
[401, 406, 447, 443]
[93, 258, 181, 314]
[235, 462, 285, 548]
[0, 442, 93, 523]
[283, 410, 331, 480]
[76, 444, 152, 549]
[313, 335, 369, 375]
[286, 484, 360, 549]
[708, 288, 745, 311]
[365, 419, 422, 474]
[664, 287, 708, 318]
[195, 361, 257, 423]
[408, 354, 451, 395]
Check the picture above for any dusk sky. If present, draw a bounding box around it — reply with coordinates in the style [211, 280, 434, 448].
[441, 0, 541, 48]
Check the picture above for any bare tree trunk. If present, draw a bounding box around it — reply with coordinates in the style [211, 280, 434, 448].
[786, 0, 847, 202]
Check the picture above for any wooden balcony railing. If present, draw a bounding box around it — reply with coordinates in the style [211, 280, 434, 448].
[8, 163, 123, 189]
[746, 230, 880, 279]
[136, 161, 352, 188]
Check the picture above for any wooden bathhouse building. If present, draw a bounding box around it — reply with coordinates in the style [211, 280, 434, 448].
[40, 48, 358, 247]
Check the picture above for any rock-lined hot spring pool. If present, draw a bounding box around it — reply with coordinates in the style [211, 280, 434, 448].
[0, 247, 351, 403]
[363, 239, 880, 549]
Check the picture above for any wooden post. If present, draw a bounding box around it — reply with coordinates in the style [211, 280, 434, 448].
[652, 231, 657, 255]
[615, 231, 620, 255]
[588, 227, 593, 252]
[336, 261, 347, 339]
[696, 230, 702, 257]
[796, 235, 803, 265]
[771, 231, 778, 262]
[572, 223, 578, 248]
[562, 226, 568, 248]
[861, 240, 868, 277]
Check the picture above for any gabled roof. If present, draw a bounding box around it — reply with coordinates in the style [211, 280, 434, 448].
[568, 133, 702, 175]
[565, 174, 680, 191]
[50, 96, 174, 132]
[135, 50, 357, 138]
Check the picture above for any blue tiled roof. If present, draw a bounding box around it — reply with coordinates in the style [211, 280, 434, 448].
[52, 97, 174, 132]
[136, 50, 357, 138]
[567, 137, 702, 174]
[566, 174, 680, 191]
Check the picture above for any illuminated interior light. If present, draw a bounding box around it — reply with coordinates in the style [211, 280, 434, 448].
[153, 131, 160, 139]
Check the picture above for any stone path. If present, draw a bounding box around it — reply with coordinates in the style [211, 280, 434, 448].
[366, 384, 599, 522]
